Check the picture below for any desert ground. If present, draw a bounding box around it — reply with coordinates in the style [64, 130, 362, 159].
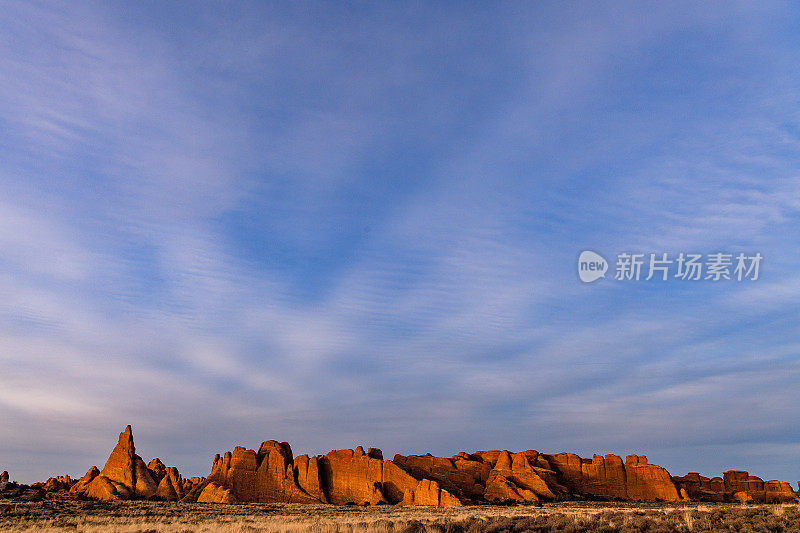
[1, 501, 799, 533]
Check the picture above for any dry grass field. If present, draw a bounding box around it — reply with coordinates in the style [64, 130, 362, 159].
[1, 500, 799, 532]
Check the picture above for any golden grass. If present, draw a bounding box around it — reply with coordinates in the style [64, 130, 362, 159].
[2, 501, 799, 532]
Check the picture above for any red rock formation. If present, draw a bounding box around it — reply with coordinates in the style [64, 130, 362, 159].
[200, 442, 321, 504]
[294, 454, 327, 502]
[143, 458, 184, 501]
[392, 450, 563, 504]
[764, 480, 797, 503]
[315, 447, 462, 506]
[71, 425, 157, 500]
[197, 482, 236, 503]
[393, 452, 491, 502]
[43, 475, 74, 492]
[484, 451, 559, 502]
[181, 475, 204, 498]
[70, 466, 100, 495]
[156, 467, 185, 501]
[64, 426, 800, 506]
[183, 444, 461, 506]
[0, 471, 9, 483]
[671, 473, 724, 502]
[544, 453, 679, 501]
[147, 458, 167, 482]
[99, 426, 137, 490]
[318, 448, 387, 504]
[382, 455, 461, 505]
[625, 455, 679, 501]
[673, 470, 800, 503]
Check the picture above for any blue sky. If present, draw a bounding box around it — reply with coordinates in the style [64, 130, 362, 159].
[2, 1, 800, 485]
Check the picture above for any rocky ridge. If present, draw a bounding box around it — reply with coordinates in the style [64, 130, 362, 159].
[18, 426, 799, 506]
[672, 471, 798, 504]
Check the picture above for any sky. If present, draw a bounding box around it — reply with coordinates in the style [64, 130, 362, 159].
[1, 1, 800, 485]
